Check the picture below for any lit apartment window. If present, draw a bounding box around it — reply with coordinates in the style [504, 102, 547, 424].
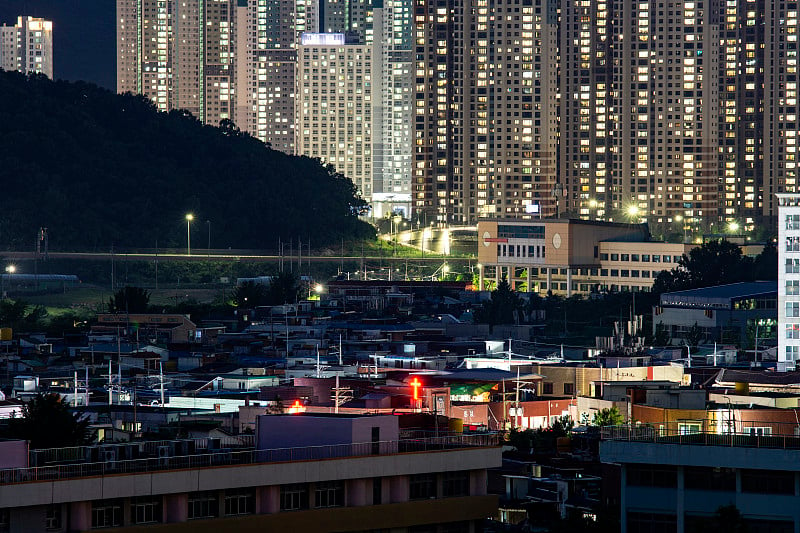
[188, 491, 218, 520]
[91, 500, 123, 529]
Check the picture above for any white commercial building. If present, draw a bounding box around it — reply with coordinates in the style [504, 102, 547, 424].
[778, 194, 800, 371]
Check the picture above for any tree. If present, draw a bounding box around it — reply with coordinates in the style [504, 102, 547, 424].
[653, 239, 754, 294]
[474, 277, 524, 329]
[233, 280, 269, 307]
[592, 406, 624, 427]
[550, 415, 574, 437]
[652, 322, 670, 346]
[684, 322, 704, 349]
[752, 241, 778, 281]
[266, 271, 302, 305]
[108, 286, 150, 313]
[687, 505, 748, 533]
[2, 393, 91, 448]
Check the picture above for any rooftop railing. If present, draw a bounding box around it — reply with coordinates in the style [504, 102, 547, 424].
[601, 423, 800, 450]
[0, 433, 499, 486]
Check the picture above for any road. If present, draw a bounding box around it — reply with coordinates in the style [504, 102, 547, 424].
[3, 251, 475, 264]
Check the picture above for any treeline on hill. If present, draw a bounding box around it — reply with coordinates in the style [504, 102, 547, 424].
[0, 70, 374, 251]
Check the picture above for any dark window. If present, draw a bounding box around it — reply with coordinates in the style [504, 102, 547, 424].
[626, 465, 677, 488]
[628, 512, 677, 533]
[373, 477, 383, 505]
[91, 499, 123, 529]
[131, 497, 162, 525]
[45, 505, 62, 531]
[280, 483, 309, 511]
[188, 491, 218, 519]
[410, 473, 437, 499]
[741, 469, 794, 494]
[611, 254, 619, 261]
[542, 382, 554, 394]
[564, 383, 575, 396]
[224, 489, 255, 516]
[684, 467, 735, 491]
[442, 471, 469, 497]
[314, 481, 344, 508]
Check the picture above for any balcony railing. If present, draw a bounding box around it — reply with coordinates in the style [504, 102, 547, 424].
[601, 423, 800, 450]
[0, 433, 499, 486]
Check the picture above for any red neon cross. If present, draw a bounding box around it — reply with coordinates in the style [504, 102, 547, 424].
[410, 377, 422, 401]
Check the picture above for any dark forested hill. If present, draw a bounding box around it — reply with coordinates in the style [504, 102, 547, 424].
[0, 71, 374, 251]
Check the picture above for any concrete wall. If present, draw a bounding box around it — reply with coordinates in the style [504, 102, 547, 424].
[0, 440, 27, 468]
[0, 447, 501, 509]
[256, 414, 399, 450]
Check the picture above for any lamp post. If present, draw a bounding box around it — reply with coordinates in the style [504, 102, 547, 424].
[185, 213, 194, 256]
[392, 214, 401, 257]
[625, 204, 641, 224]
[675, 215, 687, 243]
[2, 265, 15, 298]
[206, 220, 211, 256]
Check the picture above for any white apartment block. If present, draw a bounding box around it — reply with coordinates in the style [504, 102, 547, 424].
[0, 16, 53, 78]
[778, 194, 800, 372]
[296, 35, 373, 197]
[370, 0, 413, 217]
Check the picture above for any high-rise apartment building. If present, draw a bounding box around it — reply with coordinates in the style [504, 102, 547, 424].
[371, 0, 413, 217]
[0, 16, 53, 78]
[296, 34, 373, 197]
[116, 0, 235, 126]
[413, 0, 559, 224]
[561, 0, 721, 233]
[560, 0, 797, 235]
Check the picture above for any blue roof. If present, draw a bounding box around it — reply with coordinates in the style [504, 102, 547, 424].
[661, 281, 777, 308]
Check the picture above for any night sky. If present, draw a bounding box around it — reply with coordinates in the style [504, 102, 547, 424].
[0, 1, 115, 90]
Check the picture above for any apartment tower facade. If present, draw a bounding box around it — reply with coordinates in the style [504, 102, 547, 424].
[116, 0, 236, 126]
[413, 0, 559, 224]
[0, 16, 53, 78]
[296, 34, 373, 197]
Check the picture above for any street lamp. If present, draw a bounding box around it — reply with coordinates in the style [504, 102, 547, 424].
[728, 221, 740, 234]
[185, 213, 194, 256]
[675, 215, 687, 243]
[625, 204, 641, 223]
[2, 265, 15, 299]
[392, 214, 402, 256]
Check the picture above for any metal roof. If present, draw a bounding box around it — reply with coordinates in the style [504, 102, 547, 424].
[660, 281, 777, 308]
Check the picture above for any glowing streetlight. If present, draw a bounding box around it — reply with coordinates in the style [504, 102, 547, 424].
[1, 265, 14, 298]
[674, 215, 687, 242]
[728, 221, 740, 234]
[314, 283, 324, 294]
[185, 213, 194, 256]
[625, 204, 641, 222]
